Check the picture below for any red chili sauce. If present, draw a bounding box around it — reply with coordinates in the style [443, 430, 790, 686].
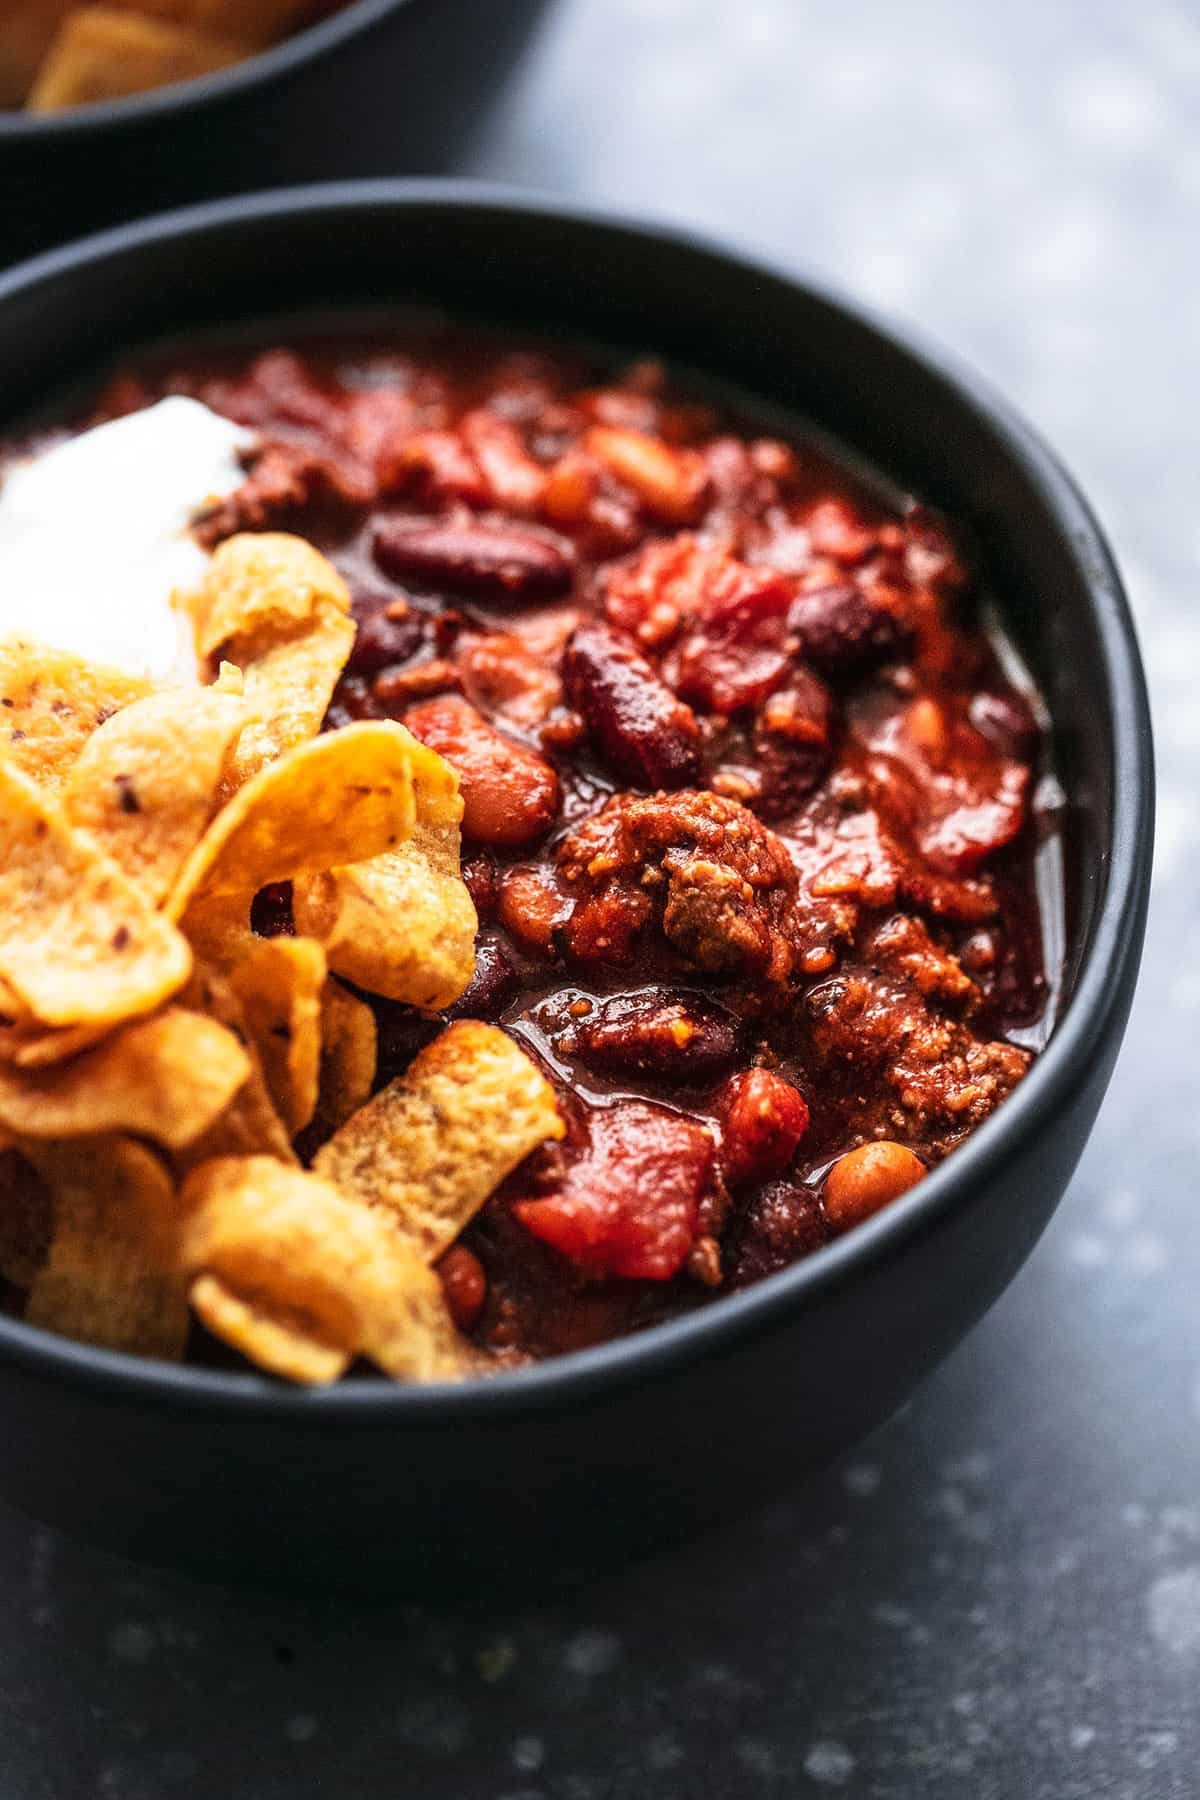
[94, 322, 1058, 1365]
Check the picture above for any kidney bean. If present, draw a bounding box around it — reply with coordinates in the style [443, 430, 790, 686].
[718, 1069, 810, 1187]
[822, 1140, 926, 1231]
[444, 938, 519, 1022]
[727, 1178, 829, 1286]
[752, 669, 834, 817]
[346, 606, 428, 677]
[250, 882, 295, 938]
[373, 518, 573, 600]
[405, 695, 560, 848]
[324, 673, 378, 727]
[585, 425, 709, 524]
[462, 852, 499, 920]
[437, 1244, 488, 1333]
[568, 989, 741, 1082]
[562, 623, 703, 789]
[790, 582, 907, 675]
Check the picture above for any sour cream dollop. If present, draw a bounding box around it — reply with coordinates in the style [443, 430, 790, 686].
[0, 397, 254, 682]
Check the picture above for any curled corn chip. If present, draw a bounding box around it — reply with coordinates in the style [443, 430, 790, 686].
[172, 965, 296, 1171]
[178, 890, 259, 972]
[314, 1021, 564, 1263]
[62, 686, 245, 904]
[180, 1156, 468, 1384]
[229, 936, 326, 1135]
[193, 533, 350, 661]
[166, 721, 422, 913]
[189, 1273, 350, 1384]
[0, 1006, 250, 1149]
[0, 635, 151, 790]
[24, 1137, 188, 1360]
[222, 604, 355, 792]
[0, 756, 192, 1028]
[309, 978, 377, 1141]
[28, 8, 244, 112]
[293, 723, 475, 1008]
[195, 537, 355, 790]
[0, 1146, 52, 1288]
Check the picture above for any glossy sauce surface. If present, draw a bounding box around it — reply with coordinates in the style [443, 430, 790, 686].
[85, 321, 1059, 1364]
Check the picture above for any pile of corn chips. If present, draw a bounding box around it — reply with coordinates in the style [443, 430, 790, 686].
[0, 532, 564, 1383]
[2, 1, 337, 113]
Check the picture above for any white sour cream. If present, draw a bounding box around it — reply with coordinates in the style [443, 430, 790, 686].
[0, 397, 254, 682]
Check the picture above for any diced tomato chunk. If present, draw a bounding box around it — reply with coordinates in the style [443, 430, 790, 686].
[514, 1102, 713, 1280]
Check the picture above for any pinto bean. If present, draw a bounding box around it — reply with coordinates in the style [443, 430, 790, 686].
[437, 1244, 487, 1333]
[822, 1140, 926, 1231]
[460, 409, 546, 510]
[562, 623, 703, 789]
[373, 518, 573, 600]
[585, 425, 710, 524]
[498, 864, 572, 957]
[405, 695, 559, 848]
[718, 1069, 810, 1187]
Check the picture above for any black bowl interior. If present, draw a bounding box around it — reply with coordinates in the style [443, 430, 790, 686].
[0, 187, 1153, 1584]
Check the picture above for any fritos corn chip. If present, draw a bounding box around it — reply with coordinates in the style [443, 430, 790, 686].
[63, 686, 245, 903]
[28, 6, 243, 113]
[314, 1022, 564, 1263]
[0, 635, 151, 790]
[24, 1137, 188, 1359]
[181, 1156, 468, 1384]
[221, 605, 355, 792]
[194, 536, 354, 790]
[173, 965, 297, 1170]
[0, 1006, 250, 1149]
[189, 1273, 350, 1384]
[229, 936, 326, 1135]
[178, 890, 259, 972]
[293, 724, 476, 1008]
[0, 755, 192, 1028]
[193, 533, 351, 661]
[166, 721, 422, 913]
[309, 978, 377, 1141]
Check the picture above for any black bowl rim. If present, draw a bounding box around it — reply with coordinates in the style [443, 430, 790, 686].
[0, 179, 1155, 1423]
[0, 0, 409, 138]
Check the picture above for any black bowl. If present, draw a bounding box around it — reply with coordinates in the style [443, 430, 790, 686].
[0, 184, 1153, 1590]
[0, 0, 549, 263]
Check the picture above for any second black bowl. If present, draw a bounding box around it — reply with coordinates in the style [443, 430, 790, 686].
[0, 183, 1153, 1589]
[0, 0, 549, 262]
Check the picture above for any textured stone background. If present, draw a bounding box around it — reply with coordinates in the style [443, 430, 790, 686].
[1, 2, 1194, 1795]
